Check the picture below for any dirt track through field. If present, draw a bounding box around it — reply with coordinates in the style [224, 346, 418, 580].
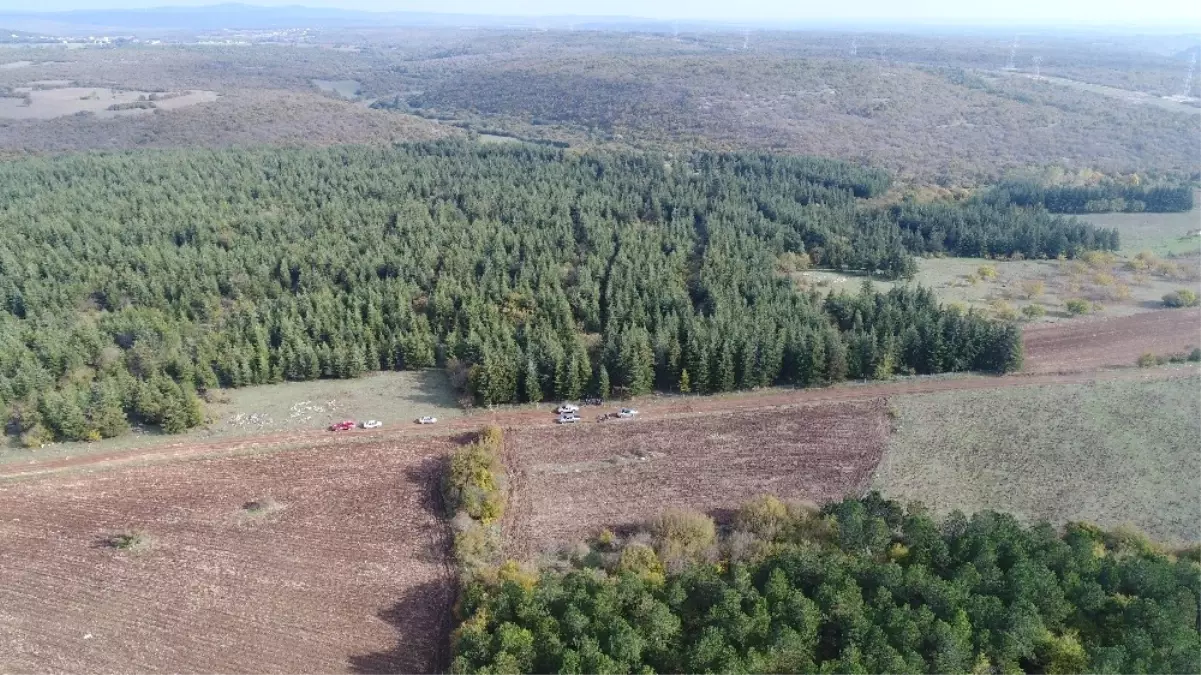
[1, 367, 1196, 483]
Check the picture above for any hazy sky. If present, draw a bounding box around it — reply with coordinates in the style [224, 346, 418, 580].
[4, 0, 1200, 24]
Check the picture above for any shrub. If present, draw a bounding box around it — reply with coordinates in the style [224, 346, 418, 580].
[649, 508, 716, 568]
[1162, 289, 1199, 308]
[242, 496, 283, 516]
[1189, 348, 1201, 362]
[617, 543, 665, 584]
[1021, 304, 1047, 320]
[596, 528, 618, 551]
[444, 427, 508, 577]
[497, 560, 538, 590]
[990, 300, 1018, 321]
[1065, 299, 1090, 315]
[977, 264, 998, 279]
[724, 529, 773, 564]
[1020, 279, 1045, 299]
[104, 530, 152, 552]
[453, 521, 502, 573]
[736, 495, 790, 540]
[19, 423, 52, 448]
[1137, 353, 1158, 368]
[445, 435, 507, 523]
[478, 424, 504, 449]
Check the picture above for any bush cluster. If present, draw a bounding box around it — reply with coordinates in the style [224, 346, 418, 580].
[443, 426, 507, 575]
[1137, 349, 1201, 367]
[1162, 289, 1200, 308]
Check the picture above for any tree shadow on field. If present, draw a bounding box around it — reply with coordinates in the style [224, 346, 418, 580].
[349, 455, 457, 674]
[406, 369, 463, 410]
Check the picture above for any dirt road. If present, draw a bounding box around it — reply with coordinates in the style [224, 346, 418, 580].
[2, 363, 1195, 481]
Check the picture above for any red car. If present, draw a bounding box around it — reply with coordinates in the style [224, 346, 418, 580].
[328, 420, 356, 431]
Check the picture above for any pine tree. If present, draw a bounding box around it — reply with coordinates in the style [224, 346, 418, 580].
[678, 368, 691, 393]
[523, 358, 543, 403]
[86, 381, 129, 439]
[595, 363, 611, 399]
[715, 343, 736, 393]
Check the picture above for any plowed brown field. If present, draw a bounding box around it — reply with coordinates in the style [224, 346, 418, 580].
[1023, 307, 1201, 373]
[502, 399, 890, 560]
[0, 438, 455, 675]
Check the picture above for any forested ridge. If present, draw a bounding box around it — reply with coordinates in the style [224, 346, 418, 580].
[452, 494, 1201, 674]
[0, 142, 1110, 443]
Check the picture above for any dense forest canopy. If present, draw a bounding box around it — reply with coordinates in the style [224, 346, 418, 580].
[983, 180, 1195, 214]
[0, 142, 1108, 443]
[452, 494, 1201, 675]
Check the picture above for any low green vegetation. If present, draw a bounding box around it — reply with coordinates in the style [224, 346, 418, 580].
[1, 142, 1051, 443]
[1162, 289, 1200, 308]
[1137, 350, 1201, 367]
[450, 493, 1201, 674]
[1065, 298, 1091, 315]
[103, 530, 152, 553]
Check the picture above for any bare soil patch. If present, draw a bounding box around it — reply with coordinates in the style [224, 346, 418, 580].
[503, 400, 890, 560]
[1023, 308, 1201, 373]
[0, 436, 456, 674]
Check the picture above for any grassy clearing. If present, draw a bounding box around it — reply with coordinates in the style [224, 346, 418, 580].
[1081, 195, 1201, 257]
[0, 369, 462, 464]
[873, 372, 1201, 543]
[792, 195, 1201, 319]
[794, 248, 1200, 322]
[311, 78, 360, 99]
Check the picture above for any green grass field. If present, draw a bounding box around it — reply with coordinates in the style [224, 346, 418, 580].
[873, 370, 1201, 543]
[1083, 205, 1201, 257]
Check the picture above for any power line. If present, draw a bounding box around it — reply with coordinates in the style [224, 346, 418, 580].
[1004, 35, 1019, 70]
[1181, 52, 1197, 98]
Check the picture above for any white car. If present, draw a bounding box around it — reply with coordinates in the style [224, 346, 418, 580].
[617, 408, 639, 419]
[556, 414, 580, 424]
[416, 416, 438, 424]
[362, 420, 383, 429]
[555, 404, 580, 414]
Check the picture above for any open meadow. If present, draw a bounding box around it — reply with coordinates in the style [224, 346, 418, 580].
[873, 370, 1201, 543]
[0, 435, 457, 674]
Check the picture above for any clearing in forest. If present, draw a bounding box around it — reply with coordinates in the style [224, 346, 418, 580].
[0, 437, 455, 674]
[874, 372, 1201, 543]
[503, 400, 890, 560]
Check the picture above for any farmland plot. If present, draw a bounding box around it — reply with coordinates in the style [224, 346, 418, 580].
[503, 400, 890, 560]
[1023, 307, 1201, 373]
[0, 437, 456, 674]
